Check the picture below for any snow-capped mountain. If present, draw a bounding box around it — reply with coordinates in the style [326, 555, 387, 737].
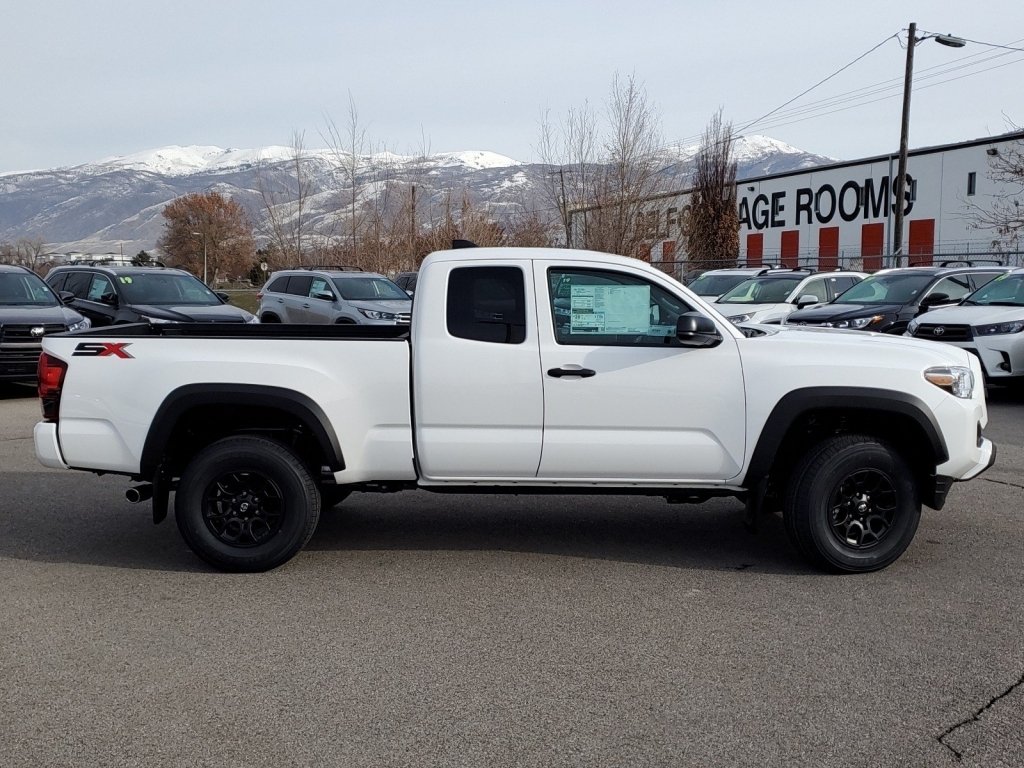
[0, 136, 833, 256]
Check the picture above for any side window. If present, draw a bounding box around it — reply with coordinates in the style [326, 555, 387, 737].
[47, 272, 67, 292]
[831, 276, 858, 297]
[63, 272, 92, 297]
[798, 278, 829, 302]
[927, 275, 972, 303]
[86, 275, 116, 303]
[309, 277, 333, 299]
[265, 276, 287, 293]
[548, 268, 693, 347]
[285, 275, 313, 296]
[970, 271, 1004, 291]
[447, 266, 526, 344]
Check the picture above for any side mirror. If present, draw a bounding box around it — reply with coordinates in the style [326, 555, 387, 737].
[312, 290, 335, 302]
[99, 293, 118, 307]
[215, 291, 231, 303]
[676, 312, 722, 348]
[58, 291, 76, 304]
[796, 294, 820, 309]
[921, 292, 950, 308]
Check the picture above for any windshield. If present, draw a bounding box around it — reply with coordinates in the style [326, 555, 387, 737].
[333, 277, 409, 301]
[0, 272, 60, 307]
[717, 276, 803, 304]
[116, 273, 222, 306]
[832, 273, 934, 304]
[963, 273, 1024, 306]
[687, 273, 752, 297]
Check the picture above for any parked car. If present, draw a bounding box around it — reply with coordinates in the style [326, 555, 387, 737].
[784, 265, 1012, 334]
[0, 265, 90, 382]
[683, 267, 771, 300]
[393, 271, 418, 297]
[712, 269, 866, 324]
[45, 265, 257, 326]
[258, 267, 412, 325]
[906, 269, 1024, 383]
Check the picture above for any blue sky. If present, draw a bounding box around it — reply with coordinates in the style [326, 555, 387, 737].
[3, 0, 1023, 172]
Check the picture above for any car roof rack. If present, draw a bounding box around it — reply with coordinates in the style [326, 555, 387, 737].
[939, 259, 1006, 267]
[288, 265, 363, 272]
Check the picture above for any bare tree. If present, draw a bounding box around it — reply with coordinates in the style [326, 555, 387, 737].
[967, 124, 1024, 252]
[538, 73, 663, 256]
[255, 130, 311, 265]
[0, 237, 49, 273]
[323, 93, 369, 261]
[684, 109, 739, 271]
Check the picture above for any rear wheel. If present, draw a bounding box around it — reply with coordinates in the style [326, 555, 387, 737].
[175, 436, 320, 572]
[260, 313, 281, 323]
[783, 435, 920, 573]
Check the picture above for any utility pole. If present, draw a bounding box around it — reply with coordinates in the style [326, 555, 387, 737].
[410, 185, 417, 264]
[892, 22, 917, 264]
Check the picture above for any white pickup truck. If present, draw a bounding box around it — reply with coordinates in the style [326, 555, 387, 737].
[34, 247, 995, 573]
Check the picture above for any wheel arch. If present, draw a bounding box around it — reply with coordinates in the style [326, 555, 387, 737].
[141, 384, 345, 479]
[743, 387, 948, 496]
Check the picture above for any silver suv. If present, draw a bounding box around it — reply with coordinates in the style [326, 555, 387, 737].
[258, 267, 412, 325]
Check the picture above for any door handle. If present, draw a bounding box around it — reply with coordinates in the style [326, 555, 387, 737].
[302, 303, 311, 308]
[547, 367, 596, 378]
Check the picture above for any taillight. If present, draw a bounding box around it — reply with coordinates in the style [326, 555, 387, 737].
[256, 291, 264, 301]
[38, 353, 68, 423]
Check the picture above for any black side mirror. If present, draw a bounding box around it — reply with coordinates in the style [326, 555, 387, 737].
[215, 291, 231, 303]
[58, 291, 76, 304]
[676, 312, 723, 348]
[312, 290, 335, 302]
[921, 292, 950, 308]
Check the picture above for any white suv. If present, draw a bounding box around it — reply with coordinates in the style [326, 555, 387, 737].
[713, 269, 866, 324]
[258, 267, 412, 325]
[907, 269, 1024, 382]
[686, 267, 770, 300]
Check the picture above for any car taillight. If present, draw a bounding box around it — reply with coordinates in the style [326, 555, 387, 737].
[256, 291, 264, 301]
[38, 352, 68, 423]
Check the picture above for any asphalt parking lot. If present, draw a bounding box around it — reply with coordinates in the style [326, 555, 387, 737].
[1, 382, 1021, 767]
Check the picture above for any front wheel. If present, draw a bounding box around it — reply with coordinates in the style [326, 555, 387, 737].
[783, 435, 920, 573]
[175, 436, 320, 572]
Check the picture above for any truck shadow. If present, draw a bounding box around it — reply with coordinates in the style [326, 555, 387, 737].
[0, 476, 808, 573]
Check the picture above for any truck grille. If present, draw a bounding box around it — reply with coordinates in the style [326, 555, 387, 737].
[397, 312, 411, 326]
[912, 323, 973, 342]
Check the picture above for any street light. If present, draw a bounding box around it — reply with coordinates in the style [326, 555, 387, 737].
[892, 22, 966, 263]
[190, 231, 208, 284]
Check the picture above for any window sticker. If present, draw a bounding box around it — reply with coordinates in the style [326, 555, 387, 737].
[569, 284, 650, 334]
[119, 276, 133, 284]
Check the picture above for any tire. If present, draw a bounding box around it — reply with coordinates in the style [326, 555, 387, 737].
[174, 436, 320, 572]
[334, 318, 357, 325]
[260, 313, 281, 323]
[783, 434, 920, 573]
[320, 485, 352, 508]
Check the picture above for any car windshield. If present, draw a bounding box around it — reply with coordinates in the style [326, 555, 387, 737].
[0, 272, 60, 307]
[832, 273, 935, 304]
[333, 277, 409, 300]
[687, 273, 752, 297]
[115, 273, 222, 306]
[962, 273, 1024, 306]
[717, 276, 803, 304]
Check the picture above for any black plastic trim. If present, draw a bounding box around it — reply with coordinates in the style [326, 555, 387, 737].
[742, 387, 948, 488]
[140, 384, 345, 477]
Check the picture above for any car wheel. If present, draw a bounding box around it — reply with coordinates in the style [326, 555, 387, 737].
[783, 434, 920, 573]
[260, 313, 281, 323]
[175, 436, 320, 572]
[335, 318, 357, 325]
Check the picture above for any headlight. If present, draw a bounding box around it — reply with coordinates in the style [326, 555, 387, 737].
[728, 313, 752, 324]
[924, 366, 975, 398]
[245, 312, 260, 324]
[67, 318, 91, 332]
[906, 318, 920, 335]
[833, 315, 885, 330]
[358, 309, 397, 320]
[139, 315, 173, 324]
[974, 320, 1024, 336]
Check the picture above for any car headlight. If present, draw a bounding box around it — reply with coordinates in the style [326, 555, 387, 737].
[924, 366, 975, 399]
[358, 309, 397, 320]
[245, 312, 260, 324]
[139, 315, 174, 324]
[833, 315, 885, 330]
[974, 320, 1024, 336]
[906, 318, 920, 335]
[67, 318, 91, 332]
[728, 313, 752, 324]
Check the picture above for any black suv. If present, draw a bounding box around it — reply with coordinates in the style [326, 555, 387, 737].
[784, 265, 1012, 333]
[45, 265, 257, 326]
[0, 265, 90, 382]
[393, 271, 418, 297]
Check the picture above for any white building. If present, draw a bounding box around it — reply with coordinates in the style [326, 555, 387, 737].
[606, 130, 1024, 273]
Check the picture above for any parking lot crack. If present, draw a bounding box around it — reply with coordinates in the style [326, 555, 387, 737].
[937, 670, 1024, 761]
[982, 477, 1024, 491]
